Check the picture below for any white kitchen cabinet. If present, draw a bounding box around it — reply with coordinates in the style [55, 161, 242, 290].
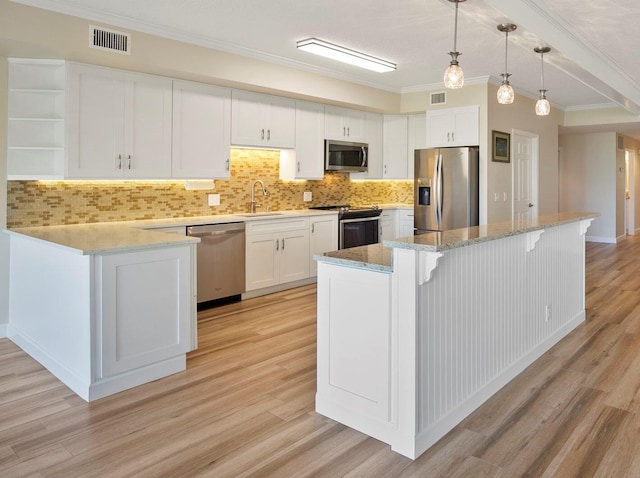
[324, 105, 366, 142]
[172, 80, 231, 179]
[397, 209, 415, 237]
[382, 115, 409, 179]
[245, 218, 310, 291]
[379, 210, 395, 242]
[280, 100, 325, 180]
[350, 112, 383, 180]
[309, 214, 338, 276]
[425, 106, 479, 148]
[97, 247, 193, 378]
[7, 58, 66, 179]
[407, 113, 427, 175]
[231, 90, 295, 148]
[67, 63, 172, 179]
[8, 233, 196, 401]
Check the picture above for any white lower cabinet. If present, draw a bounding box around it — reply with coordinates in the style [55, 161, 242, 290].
[398, 209, 415, 237]
[310, 215, 338, 276]
[97, 247, 193, 378]
[379, 210, 395, 242]
[245, 218, 310, 291]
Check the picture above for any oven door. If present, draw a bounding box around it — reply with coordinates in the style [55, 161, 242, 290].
[339, 216, 380, 249]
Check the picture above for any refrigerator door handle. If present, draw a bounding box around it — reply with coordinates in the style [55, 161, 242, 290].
[433, 155, 439, 226]
[438, 154, 444, 226]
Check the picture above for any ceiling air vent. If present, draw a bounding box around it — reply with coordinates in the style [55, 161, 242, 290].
[430, 91, 446, 105]
[90, 25, 131, 55]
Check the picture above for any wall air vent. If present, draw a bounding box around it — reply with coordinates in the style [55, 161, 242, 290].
[90, 25, 131, 55]
[430, 91, 446, 105]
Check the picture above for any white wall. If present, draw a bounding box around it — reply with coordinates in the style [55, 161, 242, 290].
[0, 57, 8, 335]
[559, 132, 618, 242]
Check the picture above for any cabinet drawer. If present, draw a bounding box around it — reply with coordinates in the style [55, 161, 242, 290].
[246, 217, 309, 236]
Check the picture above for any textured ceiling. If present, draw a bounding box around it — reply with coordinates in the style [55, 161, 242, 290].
[8, 0, 640, 118]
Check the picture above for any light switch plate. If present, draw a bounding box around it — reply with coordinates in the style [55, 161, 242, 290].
[303, 191, 312, 202]
[208, 194, 220, 206]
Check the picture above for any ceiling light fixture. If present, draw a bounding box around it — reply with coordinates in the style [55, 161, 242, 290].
[534, 46, 551, 116]
[296, 37, 396, 73]
[496, 23, 517, 105]
[444, 0, 465, 89]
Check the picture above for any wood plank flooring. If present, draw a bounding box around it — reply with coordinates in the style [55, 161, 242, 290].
[2, 236, 640, 477]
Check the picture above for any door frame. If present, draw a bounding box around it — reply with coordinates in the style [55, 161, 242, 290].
[625, 148, 636, 235]
[511, 129, 539, 221]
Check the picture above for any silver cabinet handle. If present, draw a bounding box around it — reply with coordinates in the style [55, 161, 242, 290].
[447, 132, 450, 142]
[275, 239, 279, 251]
[225, 158, 230, 171]
[267, 129, 271, 140]
[312, 223, 315, 233]
[347, 126, 350, 137]
[127, 154, 132, 170]
[452, 132, 455, 142]
[261, 129, 265, 140]
[282, 238, 285, 250]
[117, 154, 122, 170]
[297, 161, 300, 172]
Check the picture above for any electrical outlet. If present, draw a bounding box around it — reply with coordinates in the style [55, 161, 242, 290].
[303, 191, 312, 202]
[208, 194, 220, 206]
[494, 192, 500, 202]
[503, 192, 508, 201]
[544, 304, 551, 322]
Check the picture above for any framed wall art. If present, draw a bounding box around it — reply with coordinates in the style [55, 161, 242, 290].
[492, 130, 510, 163]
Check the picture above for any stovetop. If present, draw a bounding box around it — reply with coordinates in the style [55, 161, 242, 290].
[310, 204, 382, 219]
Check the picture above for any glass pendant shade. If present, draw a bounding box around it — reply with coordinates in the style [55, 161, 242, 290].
[535, 92, 550, 116]
[497, 83, 514, 104]
[444, 62, 464, 89]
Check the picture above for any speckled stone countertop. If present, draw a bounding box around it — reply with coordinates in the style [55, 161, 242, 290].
[4, 209, 338, 255]
[317, 212, 599, 272]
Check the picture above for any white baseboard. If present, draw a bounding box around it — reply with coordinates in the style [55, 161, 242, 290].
[586, 235, 617, 243]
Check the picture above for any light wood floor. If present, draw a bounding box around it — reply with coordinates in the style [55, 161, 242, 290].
[2, 236, 640, 477]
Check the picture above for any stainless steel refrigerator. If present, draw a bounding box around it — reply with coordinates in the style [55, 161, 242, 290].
[414, 146, 479, 233]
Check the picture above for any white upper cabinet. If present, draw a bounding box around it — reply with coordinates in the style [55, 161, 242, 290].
[7, 59, 67, 180]
[231, 90, 295, 148]
[172, 80, 231, 179]
[67, 63, 172, 179]
[350, 112, 383, 180]
[382, 115, 409, 179]
[425, 106, 479, 148]
[280, 100, 325, 180]
[407, 113, 427, 176]
[324, 105, 366, 142]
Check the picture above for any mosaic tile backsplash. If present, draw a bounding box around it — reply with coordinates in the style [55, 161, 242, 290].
[7, 149, 413, 227]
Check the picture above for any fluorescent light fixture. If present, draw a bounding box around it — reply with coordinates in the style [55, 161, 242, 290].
[296, 37, 396, 73]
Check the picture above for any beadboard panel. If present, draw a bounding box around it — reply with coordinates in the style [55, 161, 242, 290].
[414, 221, 585, 446]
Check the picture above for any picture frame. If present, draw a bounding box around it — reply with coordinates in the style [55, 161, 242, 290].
[492, 130, 510, 163]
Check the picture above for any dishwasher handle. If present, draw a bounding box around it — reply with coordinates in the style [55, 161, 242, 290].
[187, 229, 243, 238]
[187, 223, 245, 238]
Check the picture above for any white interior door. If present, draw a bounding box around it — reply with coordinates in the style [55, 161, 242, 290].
[626, 149, 635, 235]
[512, 130, 539, 221]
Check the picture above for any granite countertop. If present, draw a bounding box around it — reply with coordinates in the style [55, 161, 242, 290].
[317, 212, 599, 272]
[4, 209, 339, 255]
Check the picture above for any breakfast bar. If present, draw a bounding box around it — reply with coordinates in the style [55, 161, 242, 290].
[314, 212, 597, 460]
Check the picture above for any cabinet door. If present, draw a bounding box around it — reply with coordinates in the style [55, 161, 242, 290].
[451, 106, 479, 146]
[231, 90, 295, 148]
[310, 216, 338, 276]
[98, 246, 193, 378]
[265, 95, 296, 148]
[172, 80, 231, 179]
[279, 229, 310, 284]
[280, 100, 324, 180]
[123, 72, 172, 178]
[324, 105, 366, 141]
[407, 114, 426, 176]
[245, 233, 279, 291]
[379, 211, 395, 242]
[382, 115, 408, 179]
[398, 210, 415, 237]
[67, 63, 125, 178]
[425, 109, 452, 148]
[351, 112, 382, 179]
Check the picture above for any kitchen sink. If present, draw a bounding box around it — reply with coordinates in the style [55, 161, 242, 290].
[235, 212, 284, 217]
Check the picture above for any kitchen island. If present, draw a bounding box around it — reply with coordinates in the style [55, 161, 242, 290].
[315, 212, 597, 459]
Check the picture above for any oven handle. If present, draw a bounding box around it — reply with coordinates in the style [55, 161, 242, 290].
[340, 216, 380, 224]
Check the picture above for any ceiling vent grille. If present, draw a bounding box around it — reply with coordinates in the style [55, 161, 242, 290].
[90, 25, 131, 55]
[430, 91, 446, 105]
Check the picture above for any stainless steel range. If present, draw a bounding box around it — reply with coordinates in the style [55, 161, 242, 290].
[310, 205, 382, 249]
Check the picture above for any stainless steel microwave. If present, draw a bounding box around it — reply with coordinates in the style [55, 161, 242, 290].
[324, 140, 368, 172]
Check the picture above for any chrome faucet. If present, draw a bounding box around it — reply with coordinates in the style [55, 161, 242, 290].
[250, 180, 268, 213]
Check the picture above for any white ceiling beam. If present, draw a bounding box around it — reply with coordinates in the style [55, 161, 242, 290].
[484, 0, 640, 115]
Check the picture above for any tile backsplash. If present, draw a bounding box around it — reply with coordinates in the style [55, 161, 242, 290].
[7, 149, 413, 227]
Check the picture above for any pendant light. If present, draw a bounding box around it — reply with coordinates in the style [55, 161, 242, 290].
[496, 23, 517, 104]
[534, 47, 551, 116]
[444, 0, 465, 89]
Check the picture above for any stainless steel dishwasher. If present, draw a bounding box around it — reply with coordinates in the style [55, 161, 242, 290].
[187, 222, 245, 305]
